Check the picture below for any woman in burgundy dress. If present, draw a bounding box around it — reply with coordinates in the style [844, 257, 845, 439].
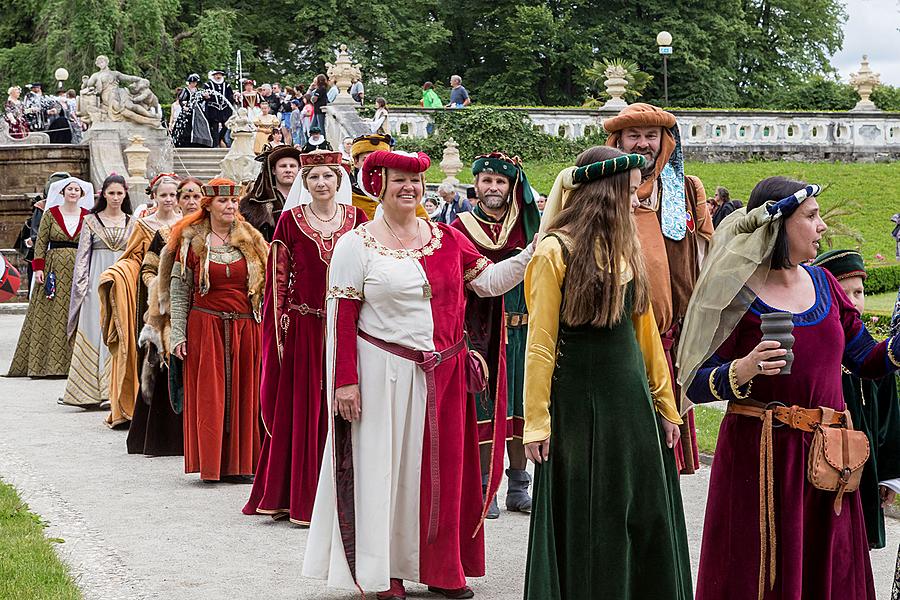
[679, 177, 900, 600]
[243, 150, 366, 524]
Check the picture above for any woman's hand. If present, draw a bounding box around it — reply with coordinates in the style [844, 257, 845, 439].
[660, 417, 681, 449]
[335, 384, 361, 421]
[880, 485, 896, 508]
[33, 270, 44, 285]
[733, 340, 787, 386]
[525, 436, 551, 464]
[173, 342, 187, 359]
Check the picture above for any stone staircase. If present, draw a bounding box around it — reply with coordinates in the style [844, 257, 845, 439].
[172, 148, 229, 182]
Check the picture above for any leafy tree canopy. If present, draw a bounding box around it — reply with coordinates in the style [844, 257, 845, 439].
[0, 0, 865, 111]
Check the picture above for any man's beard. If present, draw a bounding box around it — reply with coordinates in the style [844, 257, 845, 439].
[480, 194, 508, 210]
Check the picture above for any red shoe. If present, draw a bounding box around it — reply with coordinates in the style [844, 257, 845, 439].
[427, 586, 474, 599]
[377, 578, 406, 600]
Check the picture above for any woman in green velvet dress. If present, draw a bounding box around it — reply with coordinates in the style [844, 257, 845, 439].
[522, 146, 691, 600]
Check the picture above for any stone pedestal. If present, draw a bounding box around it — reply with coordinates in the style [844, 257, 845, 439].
[82, 121, 172, 190]
[219, 130, 260, 183]
[123, 135, 151, 205]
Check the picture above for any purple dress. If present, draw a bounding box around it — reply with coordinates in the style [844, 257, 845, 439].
[688, 265, 896, 600]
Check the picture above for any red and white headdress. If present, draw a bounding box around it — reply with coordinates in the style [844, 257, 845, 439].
[359, 150, 431, 202]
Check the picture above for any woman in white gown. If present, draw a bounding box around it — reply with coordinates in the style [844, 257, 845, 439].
[303, 150, 533, 599]
[61, 174, 134, 415]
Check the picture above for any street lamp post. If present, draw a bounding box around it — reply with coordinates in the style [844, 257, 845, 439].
[656, 31, 673, 106]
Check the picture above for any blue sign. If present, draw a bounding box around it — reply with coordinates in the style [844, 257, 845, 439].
[659, 46, 673, 55]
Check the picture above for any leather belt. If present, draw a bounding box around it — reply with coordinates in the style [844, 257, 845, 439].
[505, 312, 528, 328]
[357, 329, 465, 545]
[192, 306, 254, 435]
[727, 401, 848, 600]
[288, 302, 325, 318]
[47, 240, 79, 250]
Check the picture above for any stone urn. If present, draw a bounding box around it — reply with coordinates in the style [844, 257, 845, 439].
[760, 311, 795, 375]
[849, 55, 882, 113]
[440, 138, 463, 186]
[123, 135, 151, 178]
[601, 64, 629, 110]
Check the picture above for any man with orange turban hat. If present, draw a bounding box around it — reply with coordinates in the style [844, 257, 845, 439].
[604, 103, 713, 474]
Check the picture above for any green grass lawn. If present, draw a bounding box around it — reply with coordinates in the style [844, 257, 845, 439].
[428, 160, 900, 263]
[0, 479, 80, 600]
[693, 405, 725, 456]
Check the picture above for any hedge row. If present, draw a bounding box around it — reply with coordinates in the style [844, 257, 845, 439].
[864, 264, 900, 295]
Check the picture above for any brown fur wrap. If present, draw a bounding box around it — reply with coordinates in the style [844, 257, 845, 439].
[165, 217, 269, 320]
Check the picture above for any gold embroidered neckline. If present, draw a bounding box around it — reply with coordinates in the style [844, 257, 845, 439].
[358, 221, 443, 259]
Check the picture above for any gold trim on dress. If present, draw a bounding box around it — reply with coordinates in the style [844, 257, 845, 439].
[708, 367, 726, 402]
[464, 257, 490, 282]
[728, 361, 752, 399]
[327, 286, 363, 301]
[358, 221, 443, 259]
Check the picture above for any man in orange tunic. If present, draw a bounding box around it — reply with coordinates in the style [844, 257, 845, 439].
[604, 103, 713, 474]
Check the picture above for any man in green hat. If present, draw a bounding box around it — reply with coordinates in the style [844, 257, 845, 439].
[451, 151, 541, 518]
[812, 248, 900, 549]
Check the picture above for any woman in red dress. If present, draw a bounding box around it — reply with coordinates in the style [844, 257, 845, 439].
[243, 150, 366, 524]
[166, 178, 269, 481]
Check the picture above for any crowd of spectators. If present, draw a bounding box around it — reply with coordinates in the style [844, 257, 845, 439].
[4, 83, 84, 143]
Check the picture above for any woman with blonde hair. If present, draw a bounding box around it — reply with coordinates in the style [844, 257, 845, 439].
[165, 178, 268, 481]
[126, 176, 204, 454]
[244, 150, 366, 525]
[523, 146, 691, 599]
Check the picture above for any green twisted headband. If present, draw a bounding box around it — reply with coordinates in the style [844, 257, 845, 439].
[572, 153, 645, 185]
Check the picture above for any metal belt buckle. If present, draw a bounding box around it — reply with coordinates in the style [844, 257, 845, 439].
[432, 351, 443, 367]
[765, 401, 787, 428]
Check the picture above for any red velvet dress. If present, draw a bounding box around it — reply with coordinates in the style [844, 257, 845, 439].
[688, 266, 890, 599]
[244, 205, 366, 524]
[182, 250, 261, 480]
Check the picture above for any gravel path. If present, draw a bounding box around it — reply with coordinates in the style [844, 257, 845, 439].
[1, 313, 898, 599]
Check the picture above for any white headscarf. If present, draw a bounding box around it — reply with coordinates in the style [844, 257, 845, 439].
[283, 166, 352, 211]
[44, 177, 95, 212]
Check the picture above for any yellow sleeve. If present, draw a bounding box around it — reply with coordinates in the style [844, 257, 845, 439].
[523, 236, 566, 444]
[631, 305, 682, 424]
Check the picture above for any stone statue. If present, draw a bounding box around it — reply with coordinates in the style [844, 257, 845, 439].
[78, 55, 163, 128]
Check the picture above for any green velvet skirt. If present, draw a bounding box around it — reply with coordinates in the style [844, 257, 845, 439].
[524, 317, 692, 600]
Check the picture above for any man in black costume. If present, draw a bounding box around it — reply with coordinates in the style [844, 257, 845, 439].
[203, 70, 234, 148]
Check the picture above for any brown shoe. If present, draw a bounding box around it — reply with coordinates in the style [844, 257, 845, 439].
[376, 578, 406, 599]
[428, 586, 474, 599]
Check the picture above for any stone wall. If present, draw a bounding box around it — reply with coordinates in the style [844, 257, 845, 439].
[0, 145, 90, 248]
[383, 107, 900, 162]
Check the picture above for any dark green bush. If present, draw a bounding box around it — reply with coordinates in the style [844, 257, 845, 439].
[391, 107, 607, 163]
[864, 264, 900, 295]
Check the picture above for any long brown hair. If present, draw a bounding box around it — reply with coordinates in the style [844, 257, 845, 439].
[548, 146, 649, 328]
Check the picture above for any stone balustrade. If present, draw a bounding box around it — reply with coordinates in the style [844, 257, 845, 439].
[383, 107, 900, 161]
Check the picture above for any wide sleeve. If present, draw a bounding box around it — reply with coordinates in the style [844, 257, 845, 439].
[267, 228, 293, 361]
[169, 248, 194, 350]
[67, 220, 94, 339]
[31, 209, 52, 271]
[325, 232, 366, 391]
[632, 305, 682, 424]
[140, 231, 165, 286]
[522, 236, 565, 444]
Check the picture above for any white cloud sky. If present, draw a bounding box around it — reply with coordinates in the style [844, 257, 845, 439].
[832, 0, 900, 85]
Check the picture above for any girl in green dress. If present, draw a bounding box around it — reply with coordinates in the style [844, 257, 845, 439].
[7, 177, 93, 377]
[523, 146, 691, 600]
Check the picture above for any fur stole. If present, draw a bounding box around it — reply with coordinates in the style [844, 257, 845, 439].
[170, 218, 269, 320]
